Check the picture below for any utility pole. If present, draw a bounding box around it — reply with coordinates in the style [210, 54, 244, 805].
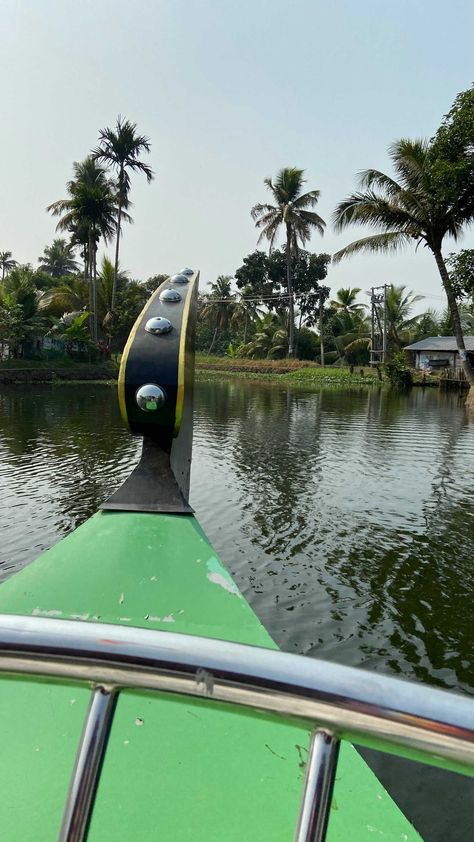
[319, 289, 325, 366]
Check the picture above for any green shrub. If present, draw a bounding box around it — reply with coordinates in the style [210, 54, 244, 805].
[383, 352, 413, 389]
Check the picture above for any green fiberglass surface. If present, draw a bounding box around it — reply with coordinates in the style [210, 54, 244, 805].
[0, 512, 421, 840]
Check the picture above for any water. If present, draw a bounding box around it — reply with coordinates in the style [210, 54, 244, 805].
[1, 380, 474, 839]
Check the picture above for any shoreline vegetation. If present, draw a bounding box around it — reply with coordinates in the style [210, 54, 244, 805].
[0, 355, 442, 388]
[2, 87, 474, 407]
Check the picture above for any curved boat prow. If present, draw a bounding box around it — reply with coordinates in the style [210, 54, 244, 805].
[102, 269, 199, 513]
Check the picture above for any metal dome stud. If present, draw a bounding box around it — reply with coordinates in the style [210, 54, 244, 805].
[145, 317, 173, 335]
[136, 384, 167, 412]
[159, 288, 182, 303]
[170, 273, 189, 284]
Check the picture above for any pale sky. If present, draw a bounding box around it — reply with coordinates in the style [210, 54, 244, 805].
[1, 0, 473, 313]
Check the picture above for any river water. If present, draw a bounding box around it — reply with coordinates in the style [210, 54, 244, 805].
[1, 379, 474, 839]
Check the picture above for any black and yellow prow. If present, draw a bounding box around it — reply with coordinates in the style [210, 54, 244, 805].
[102, 269, 199, 514]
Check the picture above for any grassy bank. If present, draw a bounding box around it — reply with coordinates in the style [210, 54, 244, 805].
[196, 354, 381, 385]
[0, 354, 441, 389]
[0, 358, 118, 384]
[196, 354, 445, 388]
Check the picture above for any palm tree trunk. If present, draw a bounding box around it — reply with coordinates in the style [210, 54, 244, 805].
[88, 231, 94, 341]
[433, 248, 474, 388]
[208, 327, 218, 354]
[112, 201, 122, 313]
[295, 311, 303, 357]
[286, 223, 295, 357]
[93, 240, 98, 342]
[112, 168, 125, 313]
[319, 290, 325, 366]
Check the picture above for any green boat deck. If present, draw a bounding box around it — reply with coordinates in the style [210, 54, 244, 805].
[0, 511, 421, 840]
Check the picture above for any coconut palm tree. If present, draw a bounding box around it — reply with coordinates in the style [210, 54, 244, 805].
[97, 256, 129, 343]
[48, 157, 126, 340]
[38, 275, 89, 317]
[200, 276, 236, 353]
[0, 251, 17, 281]
[92, 116, 154, 311]
[231, 284, 262, 344]
[333, 138, 474, 386]
[242, 314, 288, 359]
[385, 285, 425, 350]
[38, 238, 79, 277]
[330, 287, 365, 314]
[251, 168, 325, 357]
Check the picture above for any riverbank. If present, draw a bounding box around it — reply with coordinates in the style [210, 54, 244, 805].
[195, 354, 440, 388]
[0, 359, 118, 384]
[0, 355, 441, 388]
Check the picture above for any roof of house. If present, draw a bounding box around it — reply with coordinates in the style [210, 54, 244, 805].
[404, 336, 474, 352]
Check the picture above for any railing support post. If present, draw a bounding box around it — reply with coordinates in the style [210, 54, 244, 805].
[295, 729, 340, 842]
[58, 686, 117, 842]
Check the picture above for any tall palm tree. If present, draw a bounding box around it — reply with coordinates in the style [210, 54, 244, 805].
[0, 251, 17, 281]
[38, 238, 79, 277]
[92, 116, 154, 311]
[251, 167, 325, 356]
[48, 157, 125, 340]
[333, 138, 474, 386]
[200, 276, 236, 353]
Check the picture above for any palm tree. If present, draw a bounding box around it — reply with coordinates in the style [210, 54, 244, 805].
[48, 157, 124, 340]
[231, 284, 262, 344]
[251, 167, 325, 357]
[242, 314, 288, 359]
[200, 276, 236, 353]
[92, 116, 154, 311]
[385, 285, 425, 350]
[38, 238, 79, 277]
[0, 251, 17, 281]
[97, 256, 129, 341]
[333, 138, 474, 386]
[330, 287, 365, 314]
[38, 275, 89, 317]
[0, 266, 47, 357]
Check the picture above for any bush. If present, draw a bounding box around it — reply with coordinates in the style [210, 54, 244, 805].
[383, 352, 413, 389]
[296, 328, 319, 360]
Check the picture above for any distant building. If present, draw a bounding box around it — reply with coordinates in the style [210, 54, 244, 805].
[404, 336, 474, 371]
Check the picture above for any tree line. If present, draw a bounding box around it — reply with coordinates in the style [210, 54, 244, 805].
[0, 116, 154, 358]
[1, 85, 474, 381]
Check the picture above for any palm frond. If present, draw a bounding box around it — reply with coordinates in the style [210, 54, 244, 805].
[333, 232, 413, 262]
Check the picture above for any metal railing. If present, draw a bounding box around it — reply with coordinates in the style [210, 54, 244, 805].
[0, 614, 473, 842]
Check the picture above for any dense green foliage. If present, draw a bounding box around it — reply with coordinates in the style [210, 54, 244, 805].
[383, 351, 413, 390]
[2, 86, 474, 373]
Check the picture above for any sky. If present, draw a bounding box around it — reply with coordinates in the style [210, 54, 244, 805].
[1, 0, 473, 313]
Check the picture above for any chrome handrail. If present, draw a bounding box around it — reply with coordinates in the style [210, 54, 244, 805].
[0, 614, 473, 842]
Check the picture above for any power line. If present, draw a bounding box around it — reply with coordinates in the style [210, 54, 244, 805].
[200, 293, 295, 303]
